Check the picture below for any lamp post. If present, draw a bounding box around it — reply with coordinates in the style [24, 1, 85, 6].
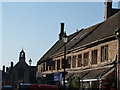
[29, 58, 32, 66]
[62, 32, 68, 90]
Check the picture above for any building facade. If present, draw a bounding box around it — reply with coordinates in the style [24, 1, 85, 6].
[37, 1, 120, 89]
[2, 50, 37, 89]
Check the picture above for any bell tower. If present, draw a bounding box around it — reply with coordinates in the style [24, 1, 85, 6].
[19, 49, 25, 62]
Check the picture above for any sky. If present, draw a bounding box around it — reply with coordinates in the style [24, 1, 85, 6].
[0, 1, 119, 70]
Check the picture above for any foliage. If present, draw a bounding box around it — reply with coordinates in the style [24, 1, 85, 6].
[69, 77, 80, 88]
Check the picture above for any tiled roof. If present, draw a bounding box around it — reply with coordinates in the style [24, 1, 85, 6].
[37, 31, 79, 64]
[72, 11, 120, 50]
[54, 23, 102, 56]
[54, 11, 120, 56]
[37, 11, 120, 65]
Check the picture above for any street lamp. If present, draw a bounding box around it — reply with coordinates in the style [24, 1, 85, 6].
[29, 58, 32, 66]
[62, 32, 68, 90]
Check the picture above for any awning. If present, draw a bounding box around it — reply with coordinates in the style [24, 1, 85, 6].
[65, 70, 89, 81]
[71, 70, 89, 79]
[65, 65, 115, 82]
[83, 66, 113, 80]
[65, 73, 74, 80]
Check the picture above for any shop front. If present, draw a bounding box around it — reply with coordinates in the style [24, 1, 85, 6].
[66, 66, 116, 89]
[45, 72, 63, 87]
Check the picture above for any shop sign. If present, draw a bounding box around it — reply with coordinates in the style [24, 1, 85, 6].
[54, 73, 62, 81]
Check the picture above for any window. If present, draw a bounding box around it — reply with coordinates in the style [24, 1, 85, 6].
[47, 60, 55, 71]
[41, 64, 43, 72]
[91, 50, 98, 64]
[43, 63, 46, 72]
[72, 55, 76, 68]
[46, 63, 48, 71]
[67, 56, 71, 68]
[49, 66, 51, 71]
[62, 57, 71, 69]
[101, 45, 108, 62]
[52, 61, 55, 70]
[62, 58, 64, 69]
[78, 54, 82, 67]
[46, 65, 48, 71]
[83, 52, 89, 66]
[57, 59, 60, 70]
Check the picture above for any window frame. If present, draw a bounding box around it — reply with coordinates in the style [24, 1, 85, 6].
[91, 49, 98, 65]
[101, 45, 108, 62]
[83, 52, 89, 66]
[78, 54, 82, 67]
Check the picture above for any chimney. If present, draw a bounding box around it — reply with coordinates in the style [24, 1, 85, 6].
[6, 67, 9, 72]
[11, 62, 14, 68]
[104, 0, 112, 20]
[59, 23, 65, 40]
[2, 65, 5, 72]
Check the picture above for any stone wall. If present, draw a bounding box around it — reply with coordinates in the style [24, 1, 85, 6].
[38, 40, 118, 75]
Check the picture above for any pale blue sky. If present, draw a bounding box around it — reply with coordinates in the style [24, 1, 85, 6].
[1, 2, 119, 69]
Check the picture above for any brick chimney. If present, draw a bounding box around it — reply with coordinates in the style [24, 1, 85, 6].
[104, 0, 112, 20]
[59, 23, 65, 40]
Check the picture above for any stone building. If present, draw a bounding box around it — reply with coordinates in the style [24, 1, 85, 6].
[2, 49, 37, 89]
[37, 1, 120, 89]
